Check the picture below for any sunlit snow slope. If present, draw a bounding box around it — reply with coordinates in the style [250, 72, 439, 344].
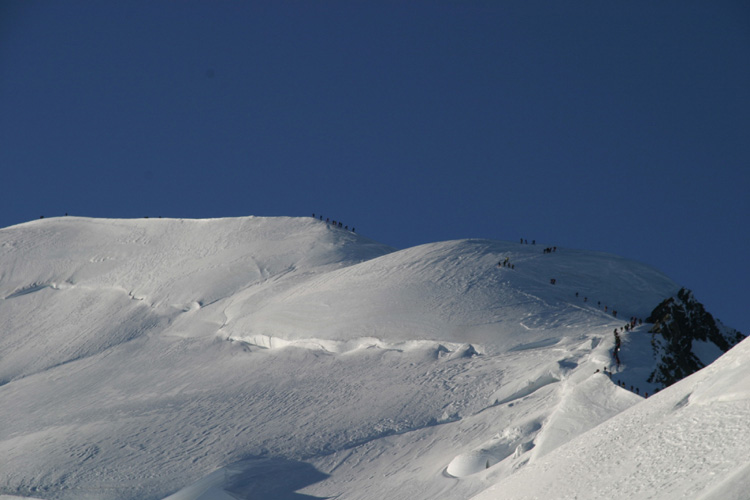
[471, 334, 750, 500]
[0, 216, 740, 500]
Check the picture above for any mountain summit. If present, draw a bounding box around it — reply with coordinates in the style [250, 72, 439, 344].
[0, 216, 745, 500]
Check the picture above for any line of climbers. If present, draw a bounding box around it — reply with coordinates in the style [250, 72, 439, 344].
[613, 379, 654, 398]
[613, 330, 622, 367]
[507, 237, 659, 399]
[573, 292, 645, 327]
[511, 238, 657, 400]
[312, 213, 355, 233]
[596, 367, 658, 399]
[615, 317, 644, 333]
[497, 256, 515, 270]
[520, 245, 634, 324]
[610, 315, 648, 371]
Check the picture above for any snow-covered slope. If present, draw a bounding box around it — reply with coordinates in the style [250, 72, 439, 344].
[0, 216, 392, 383]
[0, 216, 741, 500]
[471, 334, 750, 500]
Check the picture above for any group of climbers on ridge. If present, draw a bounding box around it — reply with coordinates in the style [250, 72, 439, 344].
[312, 213, 355, 233]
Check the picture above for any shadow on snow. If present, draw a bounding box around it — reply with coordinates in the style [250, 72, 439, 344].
[164, 456, 330, 500]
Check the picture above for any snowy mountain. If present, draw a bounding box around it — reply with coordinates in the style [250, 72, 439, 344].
[0, 216, 745, 500]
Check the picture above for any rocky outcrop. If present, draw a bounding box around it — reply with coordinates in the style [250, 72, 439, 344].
[647, 288, 744, 388]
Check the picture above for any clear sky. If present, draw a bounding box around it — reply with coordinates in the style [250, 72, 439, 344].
[1, 1, 748, 334]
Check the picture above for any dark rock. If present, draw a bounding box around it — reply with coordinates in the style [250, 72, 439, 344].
[646, 288, 744, 388]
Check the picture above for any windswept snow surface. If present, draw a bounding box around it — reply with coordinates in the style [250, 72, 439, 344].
[471, 335, 750, 500]
[0, 216, 737, 500]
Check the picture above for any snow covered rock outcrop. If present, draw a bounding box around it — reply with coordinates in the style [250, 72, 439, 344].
[647, 287, 745, 388]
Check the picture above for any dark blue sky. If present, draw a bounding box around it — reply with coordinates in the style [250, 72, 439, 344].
[2, 1, 748, 334]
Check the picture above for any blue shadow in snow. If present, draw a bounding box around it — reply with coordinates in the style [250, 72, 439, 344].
[220, 456, 330, 500]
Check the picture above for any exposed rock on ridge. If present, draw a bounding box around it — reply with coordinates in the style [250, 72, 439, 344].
[647, 287, 745, 388]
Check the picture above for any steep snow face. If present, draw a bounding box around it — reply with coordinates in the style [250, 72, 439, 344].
[0, 216, 717, 500]
[470, 335, 750, 500]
